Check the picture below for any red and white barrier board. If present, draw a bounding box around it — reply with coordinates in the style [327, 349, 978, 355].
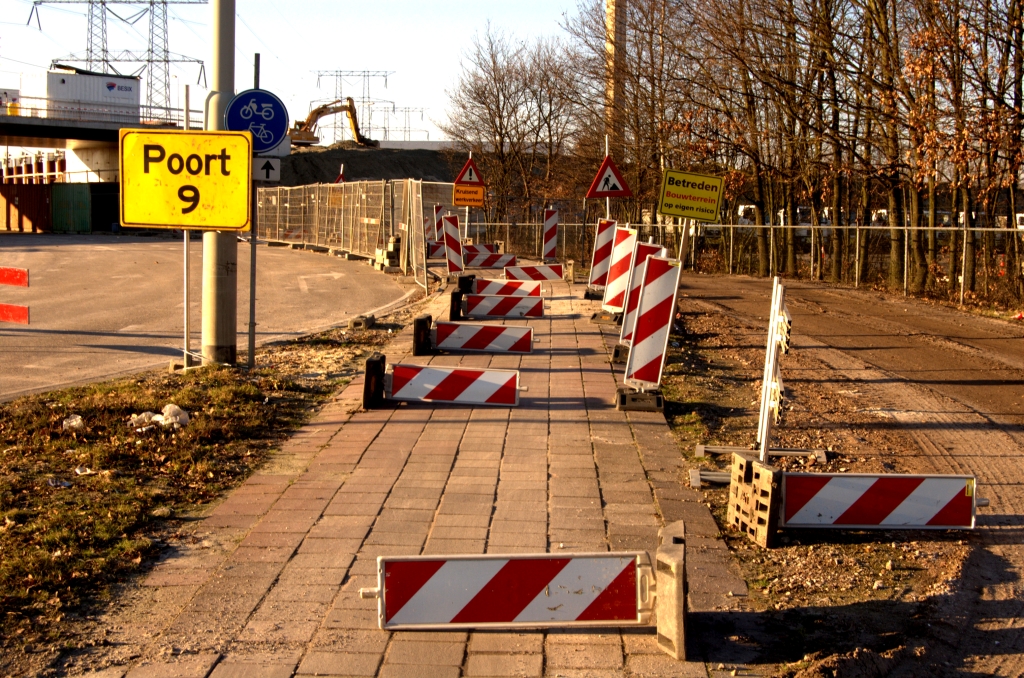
[619, 242, 665, 345]
[388, 364, 520, 406]
[374, 553, 649, 629]
[427, 241, 446, 259]
[782, 474, 977, 529]
[442, 215, 464, 274]
[0, 304, 29, 325]
[463, 244, 499, 255]
[503, 264, 564, 281]
[601, 227, 638, 312]
[465, 253, 517, 269]
[473, 279, 541, 297]
[543, 209, 558, 261]
[433, 205, 445, 240]
[465, 294, 543, 319]
[0, 266, 29, 325]
[623, 256, 681, 391]
[588, 219, 617, 289]
[435, 321, 533, 353]
[0, 267, 29, 287]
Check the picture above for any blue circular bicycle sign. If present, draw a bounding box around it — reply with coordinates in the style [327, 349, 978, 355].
[224, 89, 289, 154]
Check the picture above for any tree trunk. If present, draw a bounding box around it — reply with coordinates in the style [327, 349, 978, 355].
[927, 174, 937, 287]
[911, 187, 927, 293]
[888, 186, 904, 290]
[785, 186, 797, 275]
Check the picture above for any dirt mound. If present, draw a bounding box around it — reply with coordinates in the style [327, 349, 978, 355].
[280, 141, 461, 186]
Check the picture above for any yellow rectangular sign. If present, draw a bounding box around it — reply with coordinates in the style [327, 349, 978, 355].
[658, 170, 723, 223]
[453, 184, 485, 207]
[120, 129, 252, 230]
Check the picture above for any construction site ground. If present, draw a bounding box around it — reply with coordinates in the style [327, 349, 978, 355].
[35, 270, 1023, 677]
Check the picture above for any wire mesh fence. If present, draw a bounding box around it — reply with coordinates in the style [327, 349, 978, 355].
[258, 181, 1024, 302]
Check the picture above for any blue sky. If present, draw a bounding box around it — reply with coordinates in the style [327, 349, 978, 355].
[0, 0, 578, 140]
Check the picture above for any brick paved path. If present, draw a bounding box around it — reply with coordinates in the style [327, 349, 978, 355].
[83, 276, 746, 678]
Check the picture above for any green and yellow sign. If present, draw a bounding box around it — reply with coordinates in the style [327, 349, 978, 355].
[657, 170, 723, 223]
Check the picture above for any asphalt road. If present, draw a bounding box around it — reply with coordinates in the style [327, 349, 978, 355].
[0, 234, 410, 401]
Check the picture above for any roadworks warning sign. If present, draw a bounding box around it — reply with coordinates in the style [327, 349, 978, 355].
[657, 169, 723, 223]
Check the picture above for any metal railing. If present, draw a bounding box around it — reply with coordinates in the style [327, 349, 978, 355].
[256, 178, 1024, 302]
[0, 95, 203, 128]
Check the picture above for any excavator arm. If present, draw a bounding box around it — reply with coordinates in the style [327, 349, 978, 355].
[290, 97, 379, 147]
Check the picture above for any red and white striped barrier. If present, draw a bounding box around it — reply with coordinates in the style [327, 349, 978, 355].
[0, 266, 29, 325]
[465, 253, 517, 269]
[442, 215, 464, 274]
[618, 242, 666, 345]
[782, 474, 977, 529]
[473, 279, 541, 297]
[370, 553, 650, 629]
[543, 209, 558, 261]
[601, 227, 638, 312]
[463, 243, 499, 255]
[503, 264, 564, 281]
[588, 219, 617, 289]
[433, 204, 445, 240]
[623, 256, 681, 391]
[435, 321, 533, 353]
[465, 294, 543, 319]
[427, 241, 446, 259]
[389, 364, 520, 406]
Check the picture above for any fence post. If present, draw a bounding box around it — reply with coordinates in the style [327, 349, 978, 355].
[855, 226, 860, 288]
[729, 224, 734, 274]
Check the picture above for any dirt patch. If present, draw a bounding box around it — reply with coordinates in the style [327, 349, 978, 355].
[0, 324, 400, 677]
[662, 296, 971, 674]
[281, 141, 464, 186]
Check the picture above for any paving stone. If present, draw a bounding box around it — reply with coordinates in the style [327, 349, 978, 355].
[263, 584, 338, 604]
[224, 547, 295, 564]
[322, 607, 379, 629]
[311, 628, 390, 653]
[124, 654, 220, 678]
[236, 618, 320, 644]
[545, 642, 624, 669]
[378, 665, 460, 678]
[296, 651, 381, 676]
[296, 539, 364, 556]
[465, 653, 543, 677]
[384, 640, 465, 665]
[624, 654, 707, 676]
[468, 632, 543, 654]
[205, 663, 292, 678]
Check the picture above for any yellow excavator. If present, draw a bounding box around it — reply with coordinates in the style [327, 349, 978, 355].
[290, 97, 379, 147]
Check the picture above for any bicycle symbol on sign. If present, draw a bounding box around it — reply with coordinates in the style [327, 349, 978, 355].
[239, 99, 275, 120]
[248, 123, 275, 144]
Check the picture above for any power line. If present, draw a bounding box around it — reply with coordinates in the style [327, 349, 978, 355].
[28, 0, 207, 112]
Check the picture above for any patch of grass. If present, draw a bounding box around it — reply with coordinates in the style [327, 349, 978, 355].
[0, 323, 397, 660]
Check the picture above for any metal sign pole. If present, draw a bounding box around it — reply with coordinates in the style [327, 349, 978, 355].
[183, 85, 191, 368]
[248, 54, 260, 369]
[605, 135, 611, 220]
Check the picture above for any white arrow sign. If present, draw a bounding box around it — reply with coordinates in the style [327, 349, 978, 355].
[253, 157, 281, 182]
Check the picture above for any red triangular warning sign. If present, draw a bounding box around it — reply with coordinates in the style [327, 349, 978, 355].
[585, 156, 632, 199]
[454, 158, 485, 185]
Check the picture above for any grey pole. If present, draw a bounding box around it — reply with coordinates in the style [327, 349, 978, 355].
[183, 84, 192, 367]
[248, 53, 260, 369]
[202, 0, 237, 365]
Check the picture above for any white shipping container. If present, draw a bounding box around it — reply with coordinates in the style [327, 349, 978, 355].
[22, 70, 140, 123]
